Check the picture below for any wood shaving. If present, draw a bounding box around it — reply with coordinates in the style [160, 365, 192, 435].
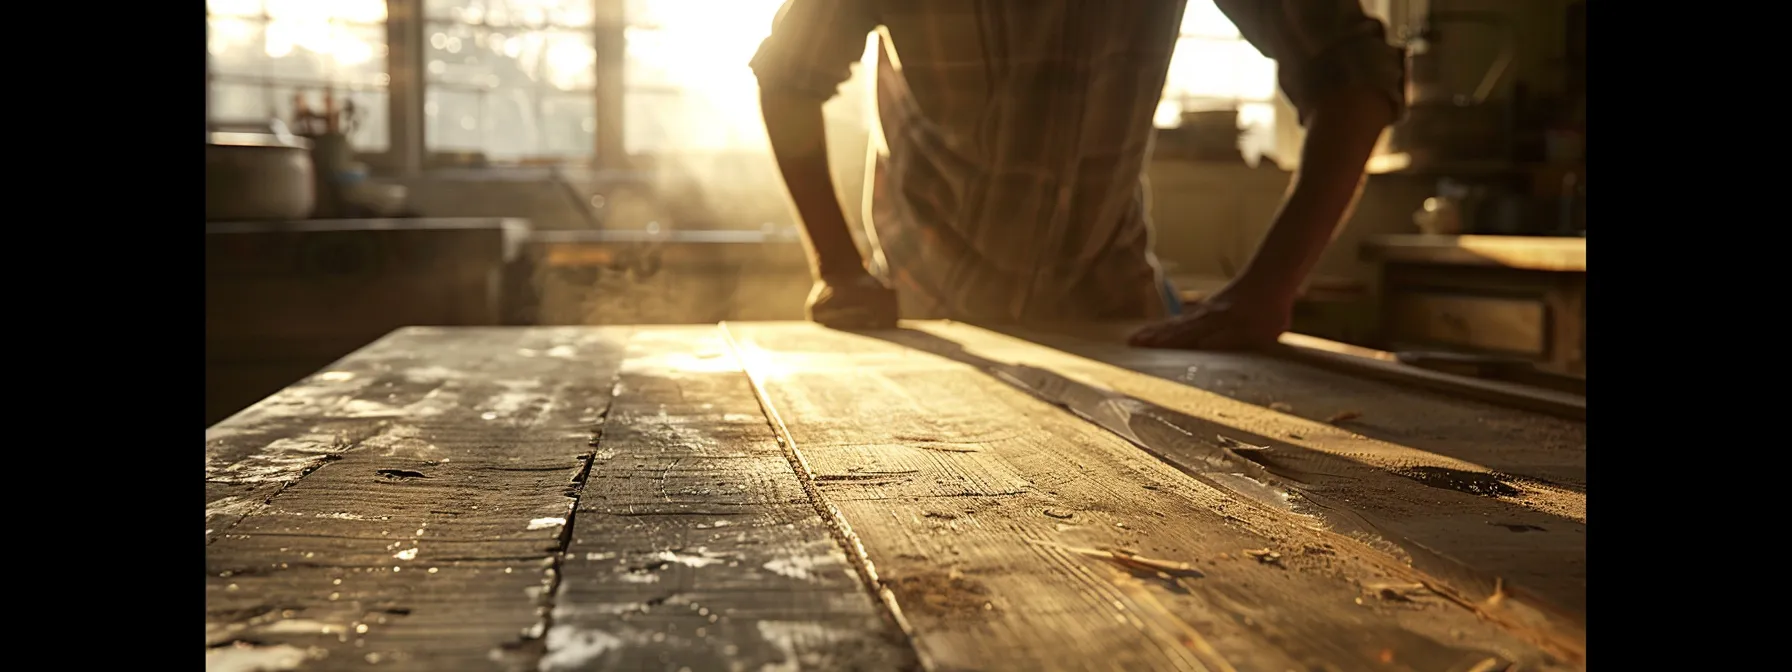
[1215, 436, 1269, 452]
[1045, 543, 1206, 578]
[1363, 581, 1429, 602]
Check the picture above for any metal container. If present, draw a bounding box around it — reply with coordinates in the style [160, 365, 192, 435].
[206, 131, 316, 222]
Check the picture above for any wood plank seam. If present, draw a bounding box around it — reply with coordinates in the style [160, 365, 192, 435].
[544, 326, 915, 670]
[205, 454, 343, 544]
[498, 366, 628, 667]
[719, 322, 933, 672]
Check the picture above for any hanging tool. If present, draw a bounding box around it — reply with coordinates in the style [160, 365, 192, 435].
[322, 88, 338, 134]
[339, 97, 362, 138]
[291, 89, 317, 136]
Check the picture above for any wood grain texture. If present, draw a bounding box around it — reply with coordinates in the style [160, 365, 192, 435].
[1374, 263, 1587, 379]
[1273, 333, 1585, 420]
[207, 327, 628, 671]
[548, 327, 915, 671]
[209, 322, 1587, 671]
[724, 322, 1569, 672]
[1012, 324, 1585, 486]
[947, 322, 1585, 609]
[919, 323, 1586, 656]
[1385, 293, 1548, 356]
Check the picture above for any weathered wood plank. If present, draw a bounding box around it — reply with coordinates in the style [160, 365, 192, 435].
[1272, 333, 1584, 420]
[725, 322, 1570, 672]
[924, 323, 1586, 637]
[206, 562, 550, 670]
[548, 327, 915, 671]
[206, 327, 629, 671]
[1008, 324, 1586, 488]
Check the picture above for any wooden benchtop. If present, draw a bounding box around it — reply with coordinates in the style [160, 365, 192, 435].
[1361, 234, 1587, 272]
[206, 322, 1585, 671]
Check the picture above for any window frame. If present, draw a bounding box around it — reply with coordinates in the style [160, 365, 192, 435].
[1275, 0, 1404, 172]
[204, 7, 398, 165]
[206, 0, 1401, 174]
[205, 0, 629, 174]
[1157, 30, 1283, 165]
[1157, 0, 1401, 171]
[417, 13, 605, 164]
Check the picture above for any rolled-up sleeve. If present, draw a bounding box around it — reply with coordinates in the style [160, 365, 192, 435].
[749, 0, 879, 101]
[1214, 0, 1407, 125]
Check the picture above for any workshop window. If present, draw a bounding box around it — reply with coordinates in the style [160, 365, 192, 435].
[206, 0, 392, 151]
[620, 0, 791, 155]
[1156, 0, 1399, 170]
[422, 0, 599, 162]
[1154, 1, 1280, 166]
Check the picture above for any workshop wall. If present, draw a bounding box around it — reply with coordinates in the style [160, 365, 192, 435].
[391, 0, 1566, 319]
[390, 133, 1427, 287]
[393, 94, 868, 235]
[1407, 0, 1575, 103]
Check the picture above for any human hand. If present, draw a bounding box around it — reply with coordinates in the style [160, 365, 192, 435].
[1128, 285, 1293, 351]
[807, 272, 899, 330]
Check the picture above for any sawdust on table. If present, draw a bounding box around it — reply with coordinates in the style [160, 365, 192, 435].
[886, 570, 995, 620]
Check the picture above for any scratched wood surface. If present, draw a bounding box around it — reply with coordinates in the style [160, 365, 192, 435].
[206, 327, 631, 671]
[1008, 323, 1586, 487]
[205, 326, 910, 672]
[208, 322, 1584, 672]
[993, 323, 1588, 623]
[547, 327, 914, 670]
[723, 322, 1574, 672]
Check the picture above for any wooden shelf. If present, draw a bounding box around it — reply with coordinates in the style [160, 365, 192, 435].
[1360, 234, 1585, 272]
[1170, 273, 1367, 304]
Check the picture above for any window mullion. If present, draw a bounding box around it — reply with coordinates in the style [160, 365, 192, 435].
[386, 0, 426, 174]
[594, 0, 626, 168]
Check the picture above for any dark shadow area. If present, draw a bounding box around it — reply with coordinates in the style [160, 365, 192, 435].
[845, 326, 1587, 626]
